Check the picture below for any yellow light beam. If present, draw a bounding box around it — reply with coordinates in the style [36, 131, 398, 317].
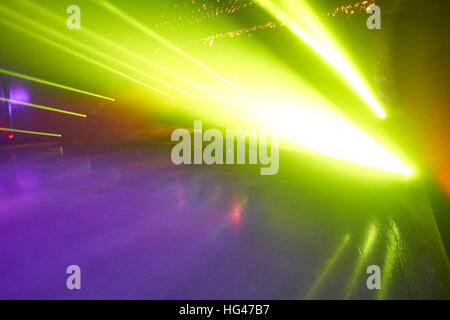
[95, 0, 247, 95]
[257, 0, 386, 118]
[0, 4, 180, 100]
[0, 97, 86, 118]
[19, 0, 220, 97]
[0, 127, 61, 137]
[0, 16, 176, 100]
[0, 67, 114, 101]
[306, 234, 351, 299]
[263, 103, 413, 175]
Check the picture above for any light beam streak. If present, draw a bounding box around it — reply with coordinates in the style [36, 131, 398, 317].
[0, 4, 180, 100]
[0, 127, 61, 137]
[94, 0, 247, 95]
[261, 102, 413, 175]
[344, 223, 378, 299]
[306, 234, 351, 299]
[257, 0, 386, 118]
[0, 68, 114, 101]
[377, 220, 402, 300]
[19, 0, 220, 97]
[0, 97, 86, 118]
[0, 16, 176, 100]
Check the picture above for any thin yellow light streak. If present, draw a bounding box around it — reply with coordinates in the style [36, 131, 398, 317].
[0, 127, 61, 137]
[0, 97, 86, 118]
[306, 234, 351, 299]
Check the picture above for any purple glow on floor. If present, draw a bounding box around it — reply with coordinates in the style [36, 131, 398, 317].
[0, 142, 448, 299]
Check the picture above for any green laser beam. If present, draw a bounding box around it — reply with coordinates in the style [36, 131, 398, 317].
[0, 127, 61, 137]
[0, 15, 176, 100]
[95, 0, 247, 95]
[0, 67, 114, 101]
[0, 97, 86, 118]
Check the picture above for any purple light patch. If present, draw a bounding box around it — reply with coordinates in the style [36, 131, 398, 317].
[9, 85, 30, 104]
[7, 85, 30, 119]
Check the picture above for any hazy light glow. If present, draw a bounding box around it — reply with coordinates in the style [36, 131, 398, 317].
[0, 1, 413, 176]
[264, 107, 412, 175]
[19, 0, 220, 97]
[0, 4, 179, 100]
[257, 0, 386, 118]
[246, 86, 412, 175]
[95, 0, 247, 95]
[0, 17, 176, 100]
[9, 85, 30, 103]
